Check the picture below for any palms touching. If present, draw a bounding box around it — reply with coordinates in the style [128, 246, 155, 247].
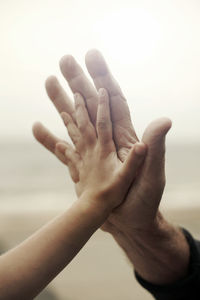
[33, 49, 172, 234]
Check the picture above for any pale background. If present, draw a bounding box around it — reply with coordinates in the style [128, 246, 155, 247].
[0, 0, 200, 299]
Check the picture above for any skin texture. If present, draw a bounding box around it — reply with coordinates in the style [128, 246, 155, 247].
[33, 49, 190, 285]
[0, 92, 145, 300]
[58, 89, 146, 207]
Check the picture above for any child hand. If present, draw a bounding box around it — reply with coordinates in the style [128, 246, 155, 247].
[57, 88, 146, 210]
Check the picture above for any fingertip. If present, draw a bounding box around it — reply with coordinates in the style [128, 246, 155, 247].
[85, 49, 103, 63]
[143, 117, 173, 143]
[59, 55, 78, 78]
[74, 93, 85, 109]
[45, 76, 59, 99]
[60, 111, 71, 124]
[59, 54, 75, 68]
[32, 122, 44, 139]
[32, 121, 41, 131]
[85, 48, 102, 60]
[134, 142, 147, 156]
[45, 75, 58, 88]
[85, 49, 108, 77]
[163, 117, 172, 133]
[55, 142, 68, 154]
[156, 117, 172, 135]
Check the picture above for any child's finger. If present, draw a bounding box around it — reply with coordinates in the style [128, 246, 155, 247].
[96, 88, 113, 145]
[61, 112, 82, 151]
[56, 142, 80, 183]
[55, 141, 73, 165]
[120, 142, 147, 185]
[74, 93, 96, 145]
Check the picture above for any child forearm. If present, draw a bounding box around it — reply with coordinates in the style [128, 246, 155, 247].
[0, 195, 110, 300]
[2, 86, 145, 300]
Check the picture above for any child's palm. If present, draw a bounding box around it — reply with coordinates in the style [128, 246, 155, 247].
[57, 89, 146, 209]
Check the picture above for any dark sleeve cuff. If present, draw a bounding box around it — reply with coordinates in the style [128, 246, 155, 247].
[135, 228, 200, 300]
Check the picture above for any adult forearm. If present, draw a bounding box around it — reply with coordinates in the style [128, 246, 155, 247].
[112, 212, 190, 285]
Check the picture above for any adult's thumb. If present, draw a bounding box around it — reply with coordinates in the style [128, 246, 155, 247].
[141, 117, 172, 179]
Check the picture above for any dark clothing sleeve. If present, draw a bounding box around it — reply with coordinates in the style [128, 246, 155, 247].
[135, 229, 200, 300]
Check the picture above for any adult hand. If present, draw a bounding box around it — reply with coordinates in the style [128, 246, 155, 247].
[33, 51, 189, 286]
[33, 50, 171, 233]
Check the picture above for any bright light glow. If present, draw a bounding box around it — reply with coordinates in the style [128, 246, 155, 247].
[1, 1, 200, 141]
[94, 8, 161, 63]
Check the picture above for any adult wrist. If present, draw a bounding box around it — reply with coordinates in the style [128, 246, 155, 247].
[135, 229, 200, 300]
[124, 211, 168, 242]
[110, 211, 190, 285]
[128, 214, 190, 284]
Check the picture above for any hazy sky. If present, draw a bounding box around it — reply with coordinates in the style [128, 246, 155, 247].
[1, 0, 200, 143]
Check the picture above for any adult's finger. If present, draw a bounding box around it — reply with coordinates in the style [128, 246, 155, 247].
[85, 49, 138, 141]
[74, 93, 96, 147]
[45, 76, 76, 121]
[140, 117, 172, 200]
[32, 122, 60, 153]
[142, 117, 172, 176]
[61, 112, 82, 151]
[96, 88, 113, 146]
[59, 55, 98, 125]
[32, 122, 69, 165]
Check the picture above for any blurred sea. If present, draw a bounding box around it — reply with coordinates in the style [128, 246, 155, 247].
[0, 139, 76, 213]
[1, 139, 200, 211]
[0, 139, 200, 300]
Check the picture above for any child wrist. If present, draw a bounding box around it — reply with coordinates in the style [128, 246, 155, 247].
[79, 192, 114, 216]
